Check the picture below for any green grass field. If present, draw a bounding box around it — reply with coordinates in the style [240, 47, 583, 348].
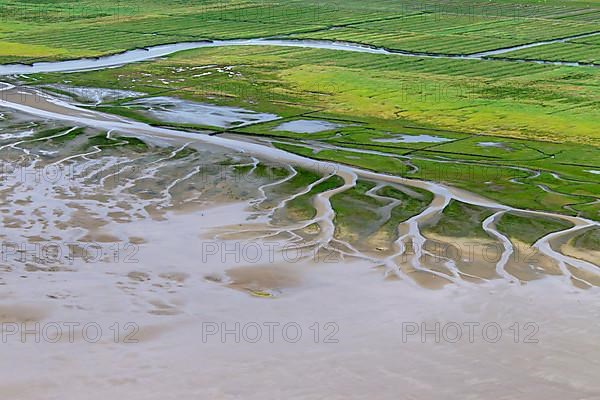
[1, 0, 599, 62]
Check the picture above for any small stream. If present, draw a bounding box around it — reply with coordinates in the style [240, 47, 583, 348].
[1, 35, 599, 76]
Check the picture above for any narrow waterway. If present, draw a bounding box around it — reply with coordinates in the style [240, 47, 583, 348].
[1, 34, 599, 76]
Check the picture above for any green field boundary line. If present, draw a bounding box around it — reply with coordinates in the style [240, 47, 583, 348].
[246, 134, 508, 161]
[544, 101, 598, 115]
[282, 115, 373, 125]
[94, 12, 428, 41]
[80, 28, 208, 41]
[284, 12, 428, 36]
[553, 9, 600, 20]
[521, 144, 556, 158]
[473, 30, 600, 56]
[400, 125, 472, 136]
[327, 139, 501, 159]
[455, 130, 599, 148]
[556, 162, 600, 169]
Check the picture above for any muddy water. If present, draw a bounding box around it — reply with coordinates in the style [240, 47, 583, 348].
[274, 119, 343, 133]
[44, 84, 144, 104]
[125, 96, 279, 128]
[0, 83, 599, 399]
[372, 133, 453, 144]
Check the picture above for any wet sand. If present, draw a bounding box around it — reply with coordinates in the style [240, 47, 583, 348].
[1, 203, 600, 400]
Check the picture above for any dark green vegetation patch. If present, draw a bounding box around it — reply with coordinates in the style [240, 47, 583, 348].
[496, 212, 575, 245]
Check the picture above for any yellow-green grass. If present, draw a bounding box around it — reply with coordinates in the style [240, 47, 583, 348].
[27, 45, 600, 145]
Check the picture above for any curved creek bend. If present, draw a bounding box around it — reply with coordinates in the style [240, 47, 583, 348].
[1, 34, 600, 76]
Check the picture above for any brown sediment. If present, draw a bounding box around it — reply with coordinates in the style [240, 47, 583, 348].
[389, 238, 453, 289]
[128, 236, 147, 245]
[556, 227, 600, 268]
[561, 244, 600, 270]
[0, 303, 50, 323]
[418, 254, 457, 279]
[127, 271, 151, 282]
[115, 324, 170, 343]
[107, 211, 132, 223]
[567, 265, 600, 288]
[363, 237, 395, 256]
[294, 223, 322, 241]
[148, 299, 182, 315]
[24, 263, 75, 273]
[208, 224, 274, 241]
[158, 272, 189, 284]
[404, 268, 453, 289]
[505, 239, 563, 282]
[78, 233, 122, 243]
[225, 264, 303, 296]
[421, 233, 502, 281]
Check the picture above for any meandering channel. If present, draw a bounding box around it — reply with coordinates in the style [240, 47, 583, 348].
[0, 35, 599, 76]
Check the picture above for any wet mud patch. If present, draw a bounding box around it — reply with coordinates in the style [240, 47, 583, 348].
[0, 303, 51, 323]
[224, 265, 303, 298]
